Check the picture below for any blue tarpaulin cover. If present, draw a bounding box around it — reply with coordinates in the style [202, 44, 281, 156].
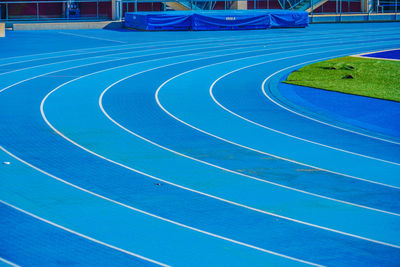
[192, 11, 270, 30]
[125, 10, 308, 31]
[270, 11, 309, 28]
[125, 12, 192, 30]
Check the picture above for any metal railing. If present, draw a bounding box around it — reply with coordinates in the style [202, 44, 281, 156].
[0, 0, 112, 20]
[1, 0, 399, 21]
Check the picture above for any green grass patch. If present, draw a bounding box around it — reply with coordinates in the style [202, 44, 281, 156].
[284, 56, 400, 102]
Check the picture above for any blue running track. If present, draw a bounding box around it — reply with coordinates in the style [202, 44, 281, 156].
[1, 23, 400, 266]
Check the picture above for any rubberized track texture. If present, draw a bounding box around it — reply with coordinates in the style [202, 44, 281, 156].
[1, 23, 400, 266]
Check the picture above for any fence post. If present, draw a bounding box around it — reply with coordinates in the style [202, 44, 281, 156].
[6, 3, 8, 20]
[311, 0, 313, 22]
[97, 0, 99, 19]
[36, 0, 39, 20]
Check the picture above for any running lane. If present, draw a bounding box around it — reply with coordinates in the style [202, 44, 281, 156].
[1, 33, 378, 266]
[41, 34, 400, 264]
[211, 52, 400, 164]
[2, 24, 400, 266]
[1, 149, 297, 266]
[102, 55, 400, 215]
[157, 42, 400, 187]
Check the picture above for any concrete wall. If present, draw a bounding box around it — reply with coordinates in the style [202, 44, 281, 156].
[12, 21, 122, 30]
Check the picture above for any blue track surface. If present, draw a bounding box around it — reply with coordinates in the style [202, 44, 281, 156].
[1, 23, 400, 266]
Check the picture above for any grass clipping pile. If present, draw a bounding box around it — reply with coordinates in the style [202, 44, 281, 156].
[284, 56, 400, 102]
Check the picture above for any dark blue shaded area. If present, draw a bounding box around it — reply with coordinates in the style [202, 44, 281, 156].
[0, 203, 153, 266]
[212, 56, 400, 164]
[278, 82, 400, 140]
[363, 49, 400, 60]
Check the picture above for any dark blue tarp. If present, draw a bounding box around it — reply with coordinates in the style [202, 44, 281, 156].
[269, 11, 309, 28]
[125, 12, 192, 30]
[192, 12, 270, 30]
[125, 10, 308, 31]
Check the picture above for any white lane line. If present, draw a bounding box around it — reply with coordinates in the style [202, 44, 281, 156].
[0, 37, 289, 95]
[2, 27, 399, 73]
[155, 43, 400, 191]
[1, 33, 397, 250]
[0, 30, 326, 69]
[0, 35, 254, 77]
[2, 26, 400, 66]
[57, 32, 128, 44]
[0, 147, 320, 266]
[0, 257, 19, 267]
[209, 61, 400, 166]
[1, 31, 335, 77]
[99, 65, 400, 217]
[0, 33, 280, 67]
[0, 199, 168, 267]
[0, 33, 275, 68]
[33, 34, 399, 219]
[40, 46, 400, 249]
[3, 29, 379, 96]
[261, 57, 400, 146]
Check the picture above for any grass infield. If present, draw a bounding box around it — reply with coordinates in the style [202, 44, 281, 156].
[284, 56, 400, 102]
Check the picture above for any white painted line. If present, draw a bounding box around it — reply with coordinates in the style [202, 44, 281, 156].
[2, 25, 399, 66]
[209, 60, 400, 166]
[261, 57, 400, 146]
[3, 34, 400, 250]
[99, 63, 400, 217]
[155, 43, 400, 190]
[57, 31, 128, 44]
[0, 257, 19, 267]
[0, 199, 169, 267]
[1, 27, 398, 73]
[0, 147, 320, 266]
[0, 33, 271, 68]
[41, 40, 400, 249]
[0, 33, 249, 65]
[0, 31, 320, 69]
[4, 28, 380, 96]
[0, 37, 288, 95]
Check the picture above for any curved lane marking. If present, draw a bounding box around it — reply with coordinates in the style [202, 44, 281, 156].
[1, 28, 399, 75]
[0, 36, 298, 95]
[99, 61, 400, 217]
[0, 199, 168, 267]
[57, 31, 128, 44]
[0, 147, 320, 266]
[0, 257, 20, 267]
[155, 44, 400, 190]
[209, 59, 400, 165]
[261, 57, 400, 145]
[2, 30, 354, 72]
[3, 25, 400, 67]
[40, 44, 400, 248]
